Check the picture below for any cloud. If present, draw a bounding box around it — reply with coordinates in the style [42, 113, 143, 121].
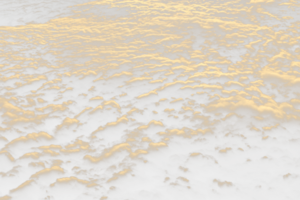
[1, 0, 95, 26]
[54, 117, 80, 140]
[29, 166, 65, 184]
[0, 0, 300, 200]
[93, 71, 133, 89]
[9, 180, 39, 199]
[106, 169, 147, 190]
[5, 132, 56, 151]
[89, 100, 122, 120]
[0, 150, 15, 171]
[139, 120, 165, 134]
[49, 176, 89, 199]
[91, 116, 129, 140]
[16, 75, 47, 93]
[136, 91, 158, 103]
[89, 96, 104, 105]
[83, 143, 131, 168]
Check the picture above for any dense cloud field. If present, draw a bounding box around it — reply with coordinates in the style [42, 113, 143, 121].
[0, 0, 94, 25]
[1, 0, 300, 199]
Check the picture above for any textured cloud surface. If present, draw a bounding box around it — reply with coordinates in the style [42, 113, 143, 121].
[1, 0, 300, 199]
[0, 0, 96, 26]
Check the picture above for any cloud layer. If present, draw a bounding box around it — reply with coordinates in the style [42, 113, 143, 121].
[0, 0, 95, 26]
[1, 0, 300, 199]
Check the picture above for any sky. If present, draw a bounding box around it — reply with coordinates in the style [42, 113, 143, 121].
[0, 0, 300, 199]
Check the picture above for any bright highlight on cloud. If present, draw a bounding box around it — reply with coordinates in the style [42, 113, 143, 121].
[0, 0, 300, 199]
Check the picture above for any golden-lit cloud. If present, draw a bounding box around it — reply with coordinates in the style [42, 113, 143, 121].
[0, 0, 300, 199]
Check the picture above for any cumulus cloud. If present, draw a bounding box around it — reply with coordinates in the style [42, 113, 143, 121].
[1, 0, 300, 199]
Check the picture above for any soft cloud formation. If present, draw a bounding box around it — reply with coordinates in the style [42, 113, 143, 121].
[1, 0, 300, 199]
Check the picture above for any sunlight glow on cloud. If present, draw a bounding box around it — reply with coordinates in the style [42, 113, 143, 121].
[1, 0, 300, 199]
